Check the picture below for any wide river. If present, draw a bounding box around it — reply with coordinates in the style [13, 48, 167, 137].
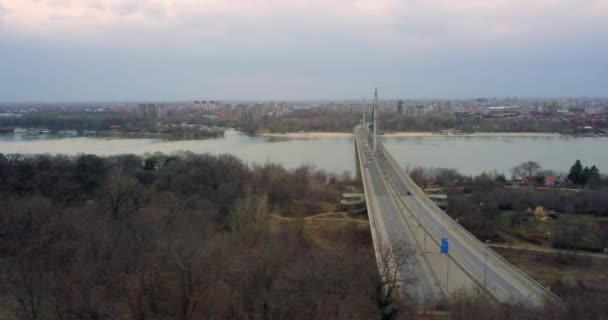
[1, 130, 607, 175]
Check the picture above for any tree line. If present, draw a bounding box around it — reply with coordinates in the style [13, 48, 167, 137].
[0, 112, 222, 139]
[245, 110, 574, 134]
[568, 159, 602, 187]
[0, 112, 145, 132]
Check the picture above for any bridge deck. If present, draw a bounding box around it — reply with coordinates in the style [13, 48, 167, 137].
[356, 127, 442, 304]
[355, 125, 563, 308]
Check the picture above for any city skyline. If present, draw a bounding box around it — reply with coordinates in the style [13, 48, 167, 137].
[0, 0, 607, 101]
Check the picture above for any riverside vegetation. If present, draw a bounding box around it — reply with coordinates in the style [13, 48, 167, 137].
[247, 110, 590, 135]
[0, 111, 224, 139]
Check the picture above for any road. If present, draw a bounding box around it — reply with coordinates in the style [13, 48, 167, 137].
[355, 125, 563, 308]
[375, 145, 520, 303]
[355, 127, 440, 304]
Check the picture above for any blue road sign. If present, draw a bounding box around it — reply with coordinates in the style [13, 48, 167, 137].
[440, 238, 449, 255]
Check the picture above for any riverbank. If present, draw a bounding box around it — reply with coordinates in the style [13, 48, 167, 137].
[97, 131, 224, 140]
[0, 130, 224, 141]
[258, 132, 353, 138]
[386, 131, 563, 138]
[258, 131, 565, 138]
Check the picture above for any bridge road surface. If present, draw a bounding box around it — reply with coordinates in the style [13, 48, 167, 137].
[355, 127, 441, 305]
[375, 145, 520, 301]
[365, 130, 563, 308]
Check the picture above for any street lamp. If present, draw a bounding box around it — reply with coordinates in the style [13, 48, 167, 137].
[483, 248, 488, 288]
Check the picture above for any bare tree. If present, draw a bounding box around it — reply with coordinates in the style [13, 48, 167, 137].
[375, 244, 416, 320]
[13, 261, 44, 320]
[510, 161, 542, 179]
[101, 172, 145, 221]
[225, 194, 268, 232]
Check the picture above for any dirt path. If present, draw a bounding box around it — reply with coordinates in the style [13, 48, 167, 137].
[270, 213, 369, 224]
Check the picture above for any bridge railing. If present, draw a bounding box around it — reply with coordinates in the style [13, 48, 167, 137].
[378, 143, 564, 307]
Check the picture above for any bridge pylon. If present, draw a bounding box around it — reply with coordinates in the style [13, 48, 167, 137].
[373, 88, 378, 152]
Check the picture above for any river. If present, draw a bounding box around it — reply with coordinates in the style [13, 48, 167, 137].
[1, 130, 607, 176]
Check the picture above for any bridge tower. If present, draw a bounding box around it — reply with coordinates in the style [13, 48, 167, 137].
[373, 88, 378, 152]
[362, 98, 366, 134]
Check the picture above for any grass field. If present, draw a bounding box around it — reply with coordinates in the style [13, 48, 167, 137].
[494, 247, 608, 299]
[496, 210, 608, 252]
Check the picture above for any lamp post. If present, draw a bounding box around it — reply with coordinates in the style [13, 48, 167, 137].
[373, 88, 378, 152]
[483, 248, 488, 288]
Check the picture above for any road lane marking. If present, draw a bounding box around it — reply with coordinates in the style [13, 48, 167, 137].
[465, 256, 476, 267]
[493, 283, 509, 300]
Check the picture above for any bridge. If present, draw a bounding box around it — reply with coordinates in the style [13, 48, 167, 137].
[356, 91, 563, 307]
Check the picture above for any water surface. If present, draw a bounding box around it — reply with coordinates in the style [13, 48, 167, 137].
[1, 131, 607, 175]
[384, 135, 608, 175]
[0, 131, 357, 174]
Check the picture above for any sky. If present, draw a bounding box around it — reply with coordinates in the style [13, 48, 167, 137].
[0, 0, 607, 102]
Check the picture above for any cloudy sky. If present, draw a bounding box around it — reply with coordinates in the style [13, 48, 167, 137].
[0, 0, 607, 101]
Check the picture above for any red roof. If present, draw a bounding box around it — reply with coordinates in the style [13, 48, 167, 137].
[545, 176, 558, 183]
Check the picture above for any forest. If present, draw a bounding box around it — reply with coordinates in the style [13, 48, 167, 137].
[0, 152, 385, 319]
[1, 153, 607, 319]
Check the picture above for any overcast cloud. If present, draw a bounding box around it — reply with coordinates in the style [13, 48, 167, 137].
[0, 0, 607, 101]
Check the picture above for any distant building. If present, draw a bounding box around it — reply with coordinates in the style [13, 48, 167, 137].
[397, 100, 404, 114]
[416, 105, 425, 117]
[193, 100, 219, 111]
[137, 104, 166, 118]
[544, 176, 558, 187]
[405, 105, 416, 116]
